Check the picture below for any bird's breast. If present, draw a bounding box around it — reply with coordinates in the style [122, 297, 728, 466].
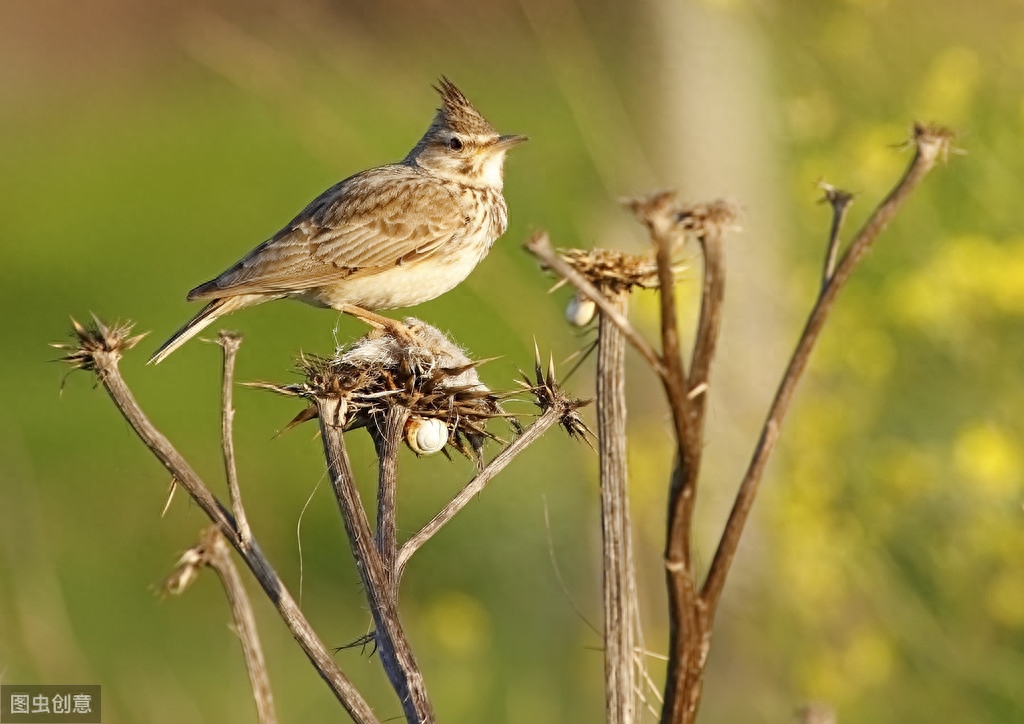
[457, 186, 507, 246]
[302, 243, 487, 311]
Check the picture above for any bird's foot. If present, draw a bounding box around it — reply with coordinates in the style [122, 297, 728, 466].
[341, 305, 419, 345]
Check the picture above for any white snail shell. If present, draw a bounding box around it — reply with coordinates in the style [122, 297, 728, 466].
[565, 294, 597, 327]
[404, 416, 448, 455]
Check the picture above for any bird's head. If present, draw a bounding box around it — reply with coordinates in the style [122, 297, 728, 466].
[405, 77, 527, 189]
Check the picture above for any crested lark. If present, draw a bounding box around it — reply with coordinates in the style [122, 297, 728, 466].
[149, 77, 526, 364]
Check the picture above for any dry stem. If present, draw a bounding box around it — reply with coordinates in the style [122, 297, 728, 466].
[597, 289, 639, 724]
[526, 231, 667, 378]
[372, 405, 408, 598]
[56, 324, 379, 724]
[396, 401, 571, 578]
[627, 196, 731, 724]
[163, 526, 276, 724]
[524, 123, 951, 724]
[316, 396, 435, 724]
[206, 527, 276, 724]
[701, 123, 953, 613]
[218, 331, 252, 545]
[818, 183, 855, 288]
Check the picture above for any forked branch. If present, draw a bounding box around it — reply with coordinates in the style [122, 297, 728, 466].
[395, 398, 576, 578]
[164, 526, 276, 724]
[625, 195, 737, 724]
[701, 123, 955, 613]
[54, 322, 380, 724]
[317, 396, 435, 724]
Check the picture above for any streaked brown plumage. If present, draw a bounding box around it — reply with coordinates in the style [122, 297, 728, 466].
[149, 77, 526, 364]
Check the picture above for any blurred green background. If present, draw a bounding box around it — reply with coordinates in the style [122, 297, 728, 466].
[2, 0, 1022, 721]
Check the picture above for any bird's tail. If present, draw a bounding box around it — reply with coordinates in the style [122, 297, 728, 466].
[148, 295, 261, 365]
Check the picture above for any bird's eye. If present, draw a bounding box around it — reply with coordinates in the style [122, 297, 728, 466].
[448, 137, 463, 151]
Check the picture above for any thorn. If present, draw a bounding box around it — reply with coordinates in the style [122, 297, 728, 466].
[687, 382, 708, 400]
[547, 277, 570, 294]
[533, 337, 542, 383]
[90, 311, 108, 336]
[161, 478, 178, 518]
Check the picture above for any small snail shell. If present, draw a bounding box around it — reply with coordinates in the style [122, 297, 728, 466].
[404, 416, 448, 455]
[566, 293, 597, 327]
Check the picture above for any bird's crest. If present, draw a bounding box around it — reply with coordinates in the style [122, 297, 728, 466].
[432, 77, 497, 136]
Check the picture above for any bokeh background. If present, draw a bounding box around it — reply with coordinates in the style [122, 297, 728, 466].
[2, 0, 1022, 721]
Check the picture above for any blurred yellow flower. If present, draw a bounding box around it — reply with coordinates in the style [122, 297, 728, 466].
[891, 235, 1024, 335]
[953, 423, 1022, 497]
[877, 445, 939, 499]
[852, 124, 907, 192]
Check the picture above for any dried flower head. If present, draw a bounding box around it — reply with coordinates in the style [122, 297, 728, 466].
[516, 342, 592, 443]
[910, 121, 958, 163]
[251, 318, 514, 462]
[52, 316, 148, 375]
[623, 190, 742, 241]
[551, 246, 685, 295]
[674, 199, 743, 238]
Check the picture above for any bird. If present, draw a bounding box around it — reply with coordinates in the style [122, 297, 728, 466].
[149, 77, 527, 364]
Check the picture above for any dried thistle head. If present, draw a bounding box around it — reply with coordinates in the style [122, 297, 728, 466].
[621, 189, 680, 230]
[552, 246, 686, 295]
[623, 190, 742, 241]
[674, 199, 742, 238]
[516, 342, 593, 443]
[252, 318, 513, 463]
[910, 121, 958, 163]
[52, 316, 148, 374]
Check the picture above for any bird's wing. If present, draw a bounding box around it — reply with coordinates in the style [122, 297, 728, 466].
[188, 166, 465, 300]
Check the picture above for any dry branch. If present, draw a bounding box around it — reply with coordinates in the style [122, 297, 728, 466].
[526, 232, 668, 378]
[700, 123, 954, 613]
[817, 182, 855, 288]
[396, 353, 590, 577]
[317, 396, 435, 724]
[217, 331, 252, 545]
[597, 289, 639, 724]
[524, 122, 951, 724]
[372, 405, 408, 598]
[164, 526, 276, 724]
[247, 320, 588, 722]
[624, 194, 738, 724]
[54, 319, 380, 724]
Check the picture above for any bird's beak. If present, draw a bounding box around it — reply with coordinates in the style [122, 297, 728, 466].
[493, 134, 529, 152]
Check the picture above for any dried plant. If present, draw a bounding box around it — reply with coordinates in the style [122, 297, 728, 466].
[546, 245, 685, 294]
[55, 313, 586, 724]
[249, 318, 516, 461]
[527, 122, 955, 724]
[55, 117, 954, 724]
[52, 316, 147, 374]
